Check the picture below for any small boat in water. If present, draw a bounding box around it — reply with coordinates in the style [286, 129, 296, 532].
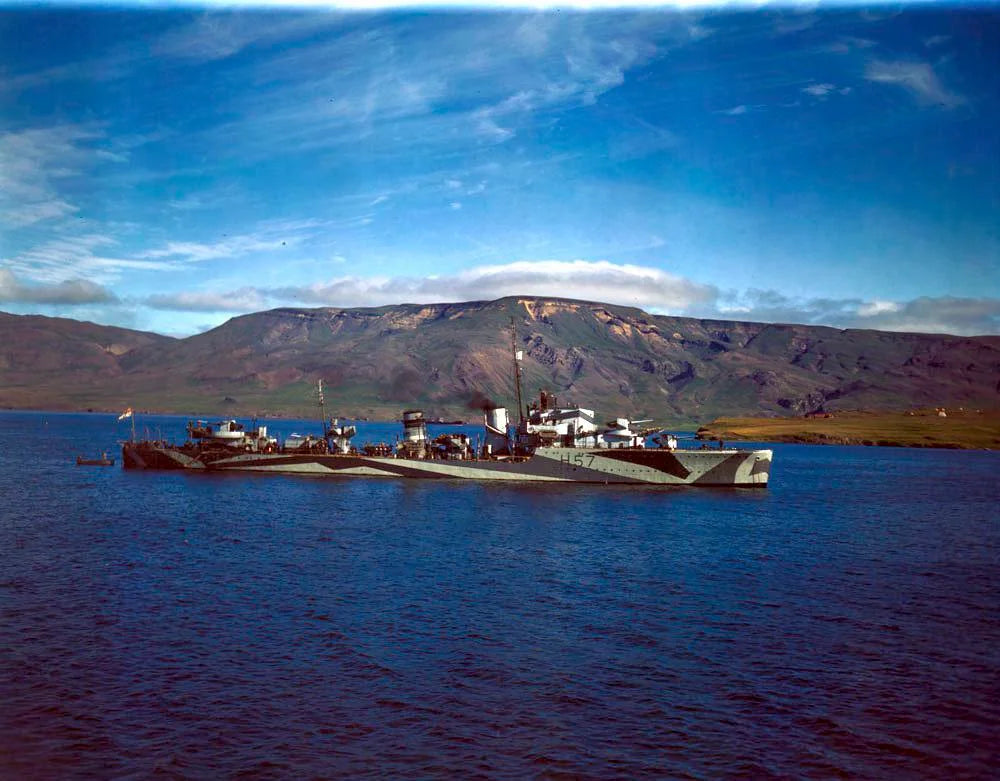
[76, 452, 115, 466]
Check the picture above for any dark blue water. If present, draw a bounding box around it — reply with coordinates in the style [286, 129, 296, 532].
[2, 411, 998, 778]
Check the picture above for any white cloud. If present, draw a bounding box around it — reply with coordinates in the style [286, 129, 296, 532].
[4, 219, 325, 287]
[706, 289, 1000, 336]
[825, 36, 877, 54]
[802, 83, 835, 96]
[0, 124, 100, 229]
[168, 195, 205, 211]
[200, 12, 694, 157]
[147, 259, 718, 314]
[134, 259, 1000, 336]
[856, 299, 900, 317]
[138, 219, 323, 264]
[865, 59, 965, 108]
[800, 82, 852, 100]
[141, 237, 293, 263]
[95, 149, 130, 164]
[486, 26, 658, 127]
[151, 12, 346, 63]
[0, 267, 117, 305]
[608, 119, 680, 161]
[146, 288, 268, 313]
[719, 105, 748, 116]
[0, 124, 164, 230]
[2, 199, 80, 228]
[4, 234, 175, 285]
[0, 13, 343, 99]
[450, 202, 462, 210]
[473, 111, 516, 144]
[772, 13, 817, 36]
[850, 296, 1000, 335]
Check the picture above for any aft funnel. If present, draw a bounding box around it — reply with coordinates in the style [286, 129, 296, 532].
[484, 406, 510, 455]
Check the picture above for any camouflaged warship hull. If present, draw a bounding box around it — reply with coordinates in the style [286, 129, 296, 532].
[122, 442, 772, 486]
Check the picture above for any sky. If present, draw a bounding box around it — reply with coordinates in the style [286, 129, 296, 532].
[0, 2, 998, 337]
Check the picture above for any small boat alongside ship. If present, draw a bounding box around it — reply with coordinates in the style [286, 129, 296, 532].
[77, 452, 115, 466]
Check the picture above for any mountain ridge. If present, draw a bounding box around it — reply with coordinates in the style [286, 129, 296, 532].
[2, 297, 998, 423]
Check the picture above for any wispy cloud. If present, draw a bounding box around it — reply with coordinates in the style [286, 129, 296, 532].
[0, 268, 117, 305]
[865, 59, 965, 108]
[139, 219, 325, 264]
[146, 288, 268, 313]
[825, 36, 877, 55]
[473, 111, 516, 144]
[608, 119, 680, 161]
[5, 218, 325, 287]
[772, 13, 818, 37]
[801, 82, 851, 98]
[0, 122, 160, 231]
[193, 13, 702, 160]
[0, 124, 100, 228]
[146, 259, 719, 314]
[923, 35, 951, 49]
[709, 289, 1000, 335]
[168, 194, 206, 212]
[141, 237, 294, 264]
[146, 260, 1000, 336]
[1, 12, 345, 94]
[469, 23, 662, 144]
[2, 199, 80, 228]
[4, 234, 176, 285]
[151, 11, 347, 63]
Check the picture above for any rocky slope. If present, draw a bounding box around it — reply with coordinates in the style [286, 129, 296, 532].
[1, 298, 998, 422]
[0, 312, 174, 410]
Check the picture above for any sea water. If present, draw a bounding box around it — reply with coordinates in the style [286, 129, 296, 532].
[1, 411, 997, 778]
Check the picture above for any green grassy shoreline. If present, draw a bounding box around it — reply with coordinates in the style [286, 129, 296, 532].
[696, 410, 1000, 450]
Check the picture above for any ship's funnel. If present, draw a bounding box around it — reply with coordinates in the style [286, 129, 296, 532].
[402, 409, 428, 443]
[484, 407, 510, 454]
[485, 406, 508, 433]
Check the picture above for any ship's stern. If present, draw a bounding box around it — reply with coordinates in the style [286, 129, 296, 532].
[121, 442, 205, 470]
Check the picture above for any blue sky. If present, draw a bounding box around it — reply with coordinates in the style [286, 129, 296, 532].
[1, 2, 998, 336]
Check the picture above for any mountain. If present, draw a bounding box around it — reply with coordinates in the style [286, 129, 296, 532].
[0, 312, 174, 410]
[2, 298, 998, 422]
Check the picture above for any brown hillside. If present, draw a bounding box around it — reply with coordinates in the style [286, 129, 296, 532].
[1, 298, 998, 422]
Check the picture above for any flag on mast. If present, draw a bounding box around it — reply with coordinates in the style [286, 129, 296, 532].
[515, 350, 524, 361]
[118, 407, 133, 420]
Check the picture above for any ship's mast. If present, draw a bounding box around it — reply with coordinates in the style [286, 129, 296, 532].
[316, 379, 327, 437]
[510, 317, 525, 424]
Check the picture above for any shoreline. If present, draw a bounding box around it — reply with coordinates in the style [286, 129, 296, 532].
[696, 410, 1000, 451]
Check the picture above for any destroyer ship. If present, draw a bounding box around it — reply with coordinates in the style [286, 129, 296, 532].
[122, 386, 772, 487]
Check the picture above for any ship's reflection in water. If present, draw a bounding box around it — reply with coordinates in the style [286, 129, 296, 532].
[1, 411, 997, 778]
